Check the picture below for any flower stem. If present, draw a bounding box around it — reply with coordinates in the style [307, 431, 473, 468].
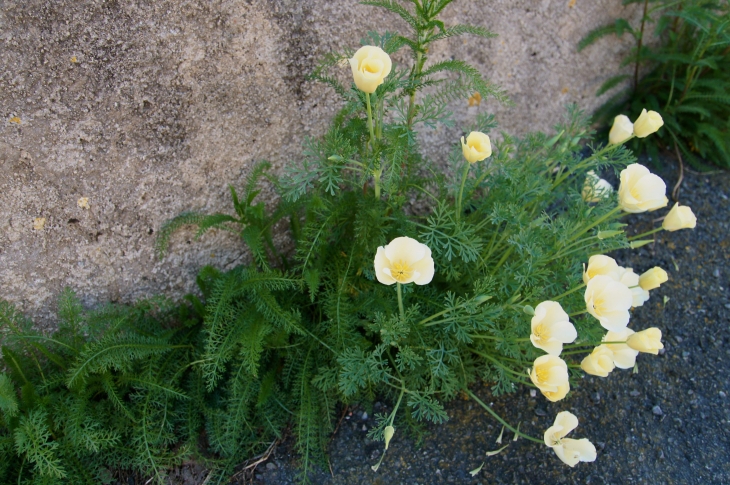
[366, 92, 380, 198]
[397, 282, 405, 322]
[568, 309, 588, 317]
[552, 283, 586, 301]
[456, 162, 470, 222]
[465, 388, 543, 444]
[568, 206, 623, 243]
[628, 226, 663, 241]
[563, 340, 628, 349]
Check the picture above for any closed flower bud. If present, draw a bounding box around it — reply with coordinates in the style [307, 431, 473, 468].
[544, 411, 597, 467]
[609, 114, 633, 145]
[461, 131, 492, 163]
[530, 301, 577, 355]
[580, 345, 615, 377]
[530, 355, 570, 402]
[383, 425, 395, 450]
[584, 275, 633, 332]
[662, 203, 697, 231]
[632, 109, 664, 138]
[582, 171, 613, 203]
[639, 267, 668, 291]
[582, 255, 620, 284]
[349, 46, 392, 94]
[618, 163, 668, 213]
[604, 328, 639, 369]
[374, 237, 434, 286]
[626, 327, 663, 354]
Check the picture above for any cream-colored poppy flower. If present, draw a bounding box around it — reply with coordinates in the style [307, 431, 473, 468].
[609, 114, 634, 145]
[374, 236, 434, 285]
[638, 267, 668, 291]
[580, 345, 615, 377]
[582, 171, 613, 203]
[544, 411, 597, 467]
[584, 275, 633, 332]
[582, 255, 620, 285]
[461, 131, 492, 164]
[349, 46, 392, 94]
[662, 203, 697, 231]
[633, 109, 664, 138]
[603, 328, 639, 369]
[626, 327, 664, 354]
[530, 355, 570, 401]
[530, 301, 577, 356]
[630, 286, 650, 308]
[618, 163, 668, 213]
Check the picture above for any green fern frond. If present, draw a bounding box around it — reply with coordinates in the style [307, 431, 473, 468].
[427, 24, 497, 43]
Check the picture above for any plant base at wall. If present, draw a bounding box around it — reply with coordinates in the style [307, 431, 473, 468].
[1, 1, 699, 484]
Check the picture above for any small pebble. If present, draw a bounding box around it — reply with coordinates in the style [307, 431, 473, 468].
[534, 408, 547, 417]
[725, 304, 730, 310]
[591, 392, 601, 403]
[676, 336, 683, 343]
[529, 389, 537, 398]
[630, 390, 640, 397]
[362, 424, 367, 431]
[682, 351, 690, 359]
[266, 463, 276, 470]
[713, 268, 720, 277]
[362, 412, 368, 420]
[652, 405, 663, 416]
[720, 391, 727, 398]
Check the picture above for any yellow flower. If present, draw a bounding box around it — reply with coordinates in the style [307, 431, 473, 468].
[633, 109, 664, 138]
[348, 46, 392, 94]
[580, 345, 615, 377]
[530, 355, 570, 402]
[626, 327, 664, 354]
[530, 301, 577, 356]
[638, 267, 668, 291]
[374, 236, 434, 285]
[582, 255, 620, 284]
[544, 411, 597, 467]
[603, 328, 639, 369]
[461, 131, 492, 164]
[608, 115, 633, 145]
[581, 171, 613, 203]
[584, 275, 633, 332]
[618, 163, 668, 213]
[662, 203, 697, 231]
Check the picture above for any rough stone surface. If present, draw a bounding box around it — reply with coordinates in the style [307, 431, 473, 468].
[0, 0, 642, 325]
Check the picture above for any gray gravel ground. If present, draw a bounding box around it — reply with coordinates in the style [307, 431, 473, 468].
[250, 159, 730, 485]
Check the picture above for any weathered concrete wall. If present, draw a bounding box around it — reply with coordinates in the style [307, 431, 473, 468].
[0, 0, 640, 325]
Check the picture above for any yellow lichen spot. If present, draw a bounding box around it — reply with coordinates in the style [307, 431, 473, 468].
[77, 197, 90, 210]
[71, 56, 78, 63]
[33, 217, 46, 231]
[561, 87, 569, 94]
[568, 0, 577, 7]
[468, 92, 482, 107]
[9, 116, 21, 124]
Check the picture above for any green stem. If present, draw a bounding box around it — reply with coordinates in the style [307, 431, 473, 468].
[628, 226, 663, 241]
[562, 340, 628, 349]
[456, 162, 471, 222]
[552, 283, 586, 301]
[470, 348, 527, 378]
[397, 283, 405, 322]
[568, 310, 588, 317]
[465, 389, 543, 444]
[551, 143, 619, 189]
[366, 92, 376, 144]
[568, 206, 623, 243]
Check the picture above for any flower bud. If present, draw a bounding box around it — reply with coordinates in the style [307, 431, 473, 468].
[662, 203, 697, 231]
[349, 46, 392, 94]
[633, 109, 664, 138]
[626, 327, 663, 354]
[639, 267, 668, 291]
[618, 163, 668, 213]
[580, 345, 615, 377]
[609, 115, 633, 145]
[582, 171, 613, 203]
[461, 131, 492, 163]
[384, 425, 395, 450]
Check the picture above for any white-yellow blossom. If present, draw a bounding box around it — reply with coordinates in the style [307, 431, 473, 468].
[633, 109, 664, 138]
[530, 355, 570, 402]
[584, 275, 633, 332]
[582, 171, 613, 203]
[461, 131, 492, 164]
[544, 411, 597, 467]
[580, 345, 615, 377]
[530, 301, 577, 356]
[618, 163, 668, 213]
[603, 328, 639, 369]
[638, 267, 668, 291]
[582, 255, 620, 284]
[662, 203, 697, 231]
[626, 327, 664, 354]
[609, 114, 633, 145]
[349, 46, 392, 94]
[374, 236, 434, 285]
